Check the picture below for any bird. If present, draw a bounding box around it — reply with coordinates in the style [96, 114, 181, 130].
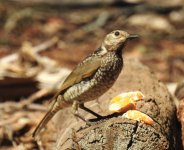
[33, 30, 138, 139]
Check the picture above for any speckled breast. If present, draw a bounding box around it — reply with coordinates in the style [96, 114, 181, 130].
[63, 52, 123, 103]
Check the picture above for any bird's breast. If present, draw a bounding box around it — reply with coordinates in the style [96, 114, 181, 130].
[63, 53, 123, 103]
[91, 53, 123, 90]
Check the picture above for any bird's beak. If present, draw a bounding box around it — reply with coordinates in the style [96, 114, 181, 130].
[127, 34, 139, 40]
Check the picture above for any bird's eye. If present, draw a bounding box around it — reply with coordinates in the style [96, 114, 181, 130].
[114, 31, 120, 36]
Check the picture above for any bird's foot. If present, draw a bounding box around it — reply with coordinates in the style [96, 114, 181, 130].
[74, 113, 97, 126]
[79, 103, 103, 119]
[72, 101, 105, 125]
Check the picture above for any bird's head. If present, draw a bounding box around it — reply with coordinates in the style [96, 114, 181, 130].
[102, 30, 138, 53]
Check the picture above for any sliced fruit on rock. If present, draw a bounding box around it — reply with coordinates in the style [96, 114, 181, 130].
[109, 91, 145, 113]
[122, 110, 154, 125]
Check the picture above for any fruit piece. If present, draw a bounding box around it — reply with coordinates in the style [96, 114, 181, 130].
[109, 91, 145, 113]
[122, 110, 154, 125]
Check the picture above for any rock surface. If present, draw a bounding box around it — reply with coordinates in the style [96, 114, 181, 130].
[176, 81, 184, 148]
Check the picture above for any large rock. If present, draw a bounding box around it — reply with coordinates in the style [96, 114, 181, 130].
[176, 81, 184, 148]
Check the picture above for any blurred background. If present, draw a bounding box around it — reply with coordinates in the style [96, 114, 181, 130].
[0, 0, 183, 149]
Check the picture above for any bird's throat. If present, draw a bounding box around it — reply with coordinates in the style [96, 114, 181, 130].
[116, 43, 125, 56]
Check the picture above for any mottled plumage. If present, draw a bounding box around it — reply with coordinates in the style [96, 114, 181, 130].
[33, 30, 138, 138]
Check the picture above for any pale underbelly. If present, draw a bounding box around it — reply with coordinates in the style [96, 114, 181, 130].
[63, 78, 115, 103]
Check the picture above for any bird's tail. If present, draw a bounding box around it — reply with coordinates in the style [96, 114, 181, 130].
[33, 97, 67, 139]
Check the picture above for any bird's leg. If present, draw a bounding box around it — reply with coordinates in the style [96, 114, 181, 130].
[79, 103, 103, 118]
[72, 101, 96, 126]
[72, 101, 87, 123]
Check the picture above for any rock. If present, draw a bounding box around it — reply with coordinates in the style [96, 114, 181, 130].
[176, 81, 184, 148]
[178, 99, 184, 147]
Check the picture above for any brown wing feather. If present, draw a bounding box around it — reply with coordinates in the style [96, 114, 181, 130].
[33, 52, 103, 138]
[54, 55, 102, 97]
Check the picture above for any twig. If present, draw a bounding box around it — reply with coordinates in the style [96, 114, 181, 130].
[27, 104, 47, 111]
[82, 11, 110, 32]
[20, 88, 51, 108]
[0, 89, 50, 111]
[0, 101, 47, 112]
[33, 36, 59, 53]
[0, 112, 25, 126]
[1, 37, 59, 64]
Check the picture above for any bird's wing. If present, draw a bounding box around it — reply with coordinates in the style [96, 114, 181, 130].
[54, 55, 102, 97]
